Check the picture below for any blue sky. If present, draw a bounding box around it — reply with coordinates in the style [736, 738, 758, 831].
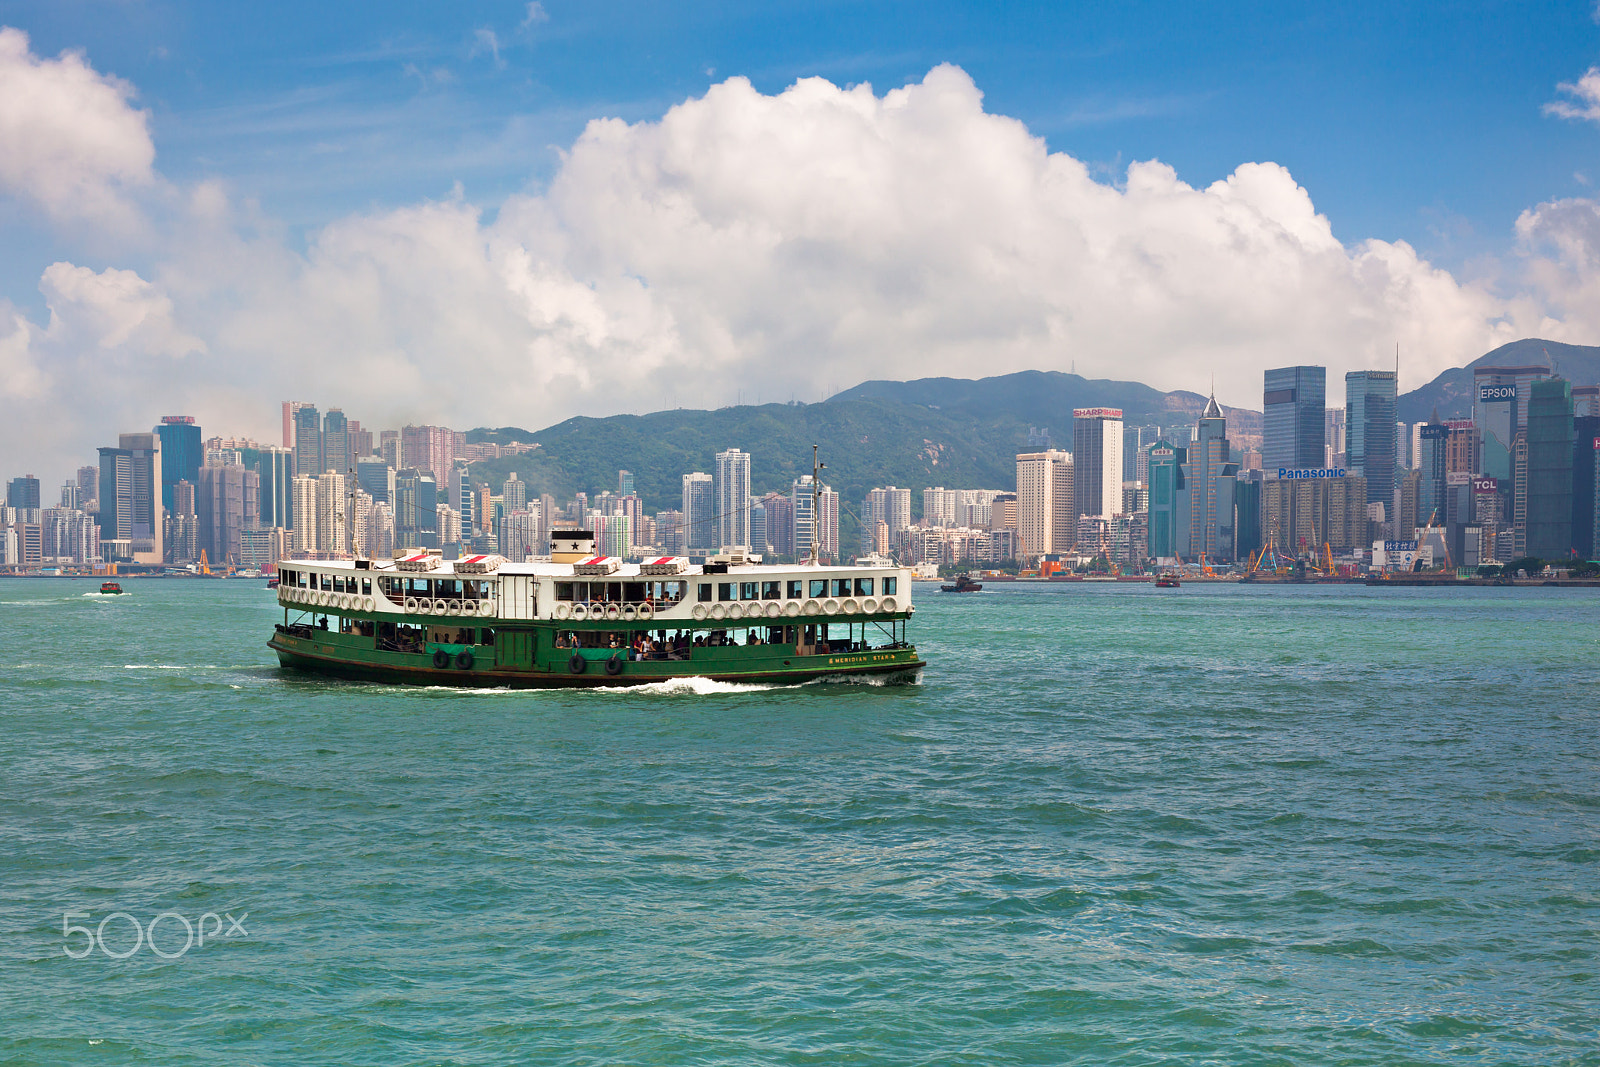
[4, 1, 1600, 478]
[8, 0, 1597, 262]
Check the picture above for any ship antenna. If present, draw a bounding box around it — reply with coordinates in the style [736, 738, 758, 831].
[347, 463, 356, 559]
[811, 444, 825, 565]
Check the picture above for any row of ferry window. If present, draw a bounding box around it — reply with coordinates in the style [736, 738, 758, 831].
[700, 576, 894, 603]
[377, 576, 495, 599]
[281, 569, 373, 596]
[554, 581, 689, 603]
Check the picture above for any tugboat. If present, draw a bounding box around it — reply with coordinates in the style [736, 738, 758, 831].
[940, 573, 983, 593]
[99, 581, 124, 594]
[1154, 573, 1181, 588]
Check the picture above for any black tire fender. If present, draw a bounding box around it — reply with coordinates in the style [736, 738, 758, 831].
[605, 653, 625, 676]
[455, 650, 474, 670]
[569, 653, 587, 674]
[432, 649, 450, 670]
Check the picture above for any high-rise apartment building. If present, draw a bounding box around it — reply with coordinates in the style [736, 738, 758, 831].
[761, 492, 794, 557]
[1015, 449, 1074, 557]
[155, 416, 202, 512]
[1263, 367, 1326, 471]
[323, 409, 351, 480]
[400, 424, 457, 480]
[1345, 370, 1398, 507]
[618, 470, 634, 496]
[5, 475, 40, 509]
[1526, 378, 1575, 560]
[96, 433, 162, 563]
[196, 461, 260, 565]
[788, 477, 837, 560]
[291, 475, 318, 554]
[682, 472, 714, 554]
[314, 470, 347, 555]
[714, 448, 751, 549]
[1572, 417, 1600, 559]
[293, 405, 322, 478]
[1324, 407, 1346, 467]
[1072, 408, 1123, 521]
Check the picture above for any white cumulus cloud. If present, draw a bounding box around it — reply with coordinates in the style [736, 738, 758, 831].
[0, 25, 155, 230]
[0, 49, 1589, 484]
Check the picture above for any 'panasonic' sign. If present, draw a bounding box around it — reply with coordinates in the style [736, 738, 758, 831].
[1478, 386, 1517, 401]
[1277, 468, 1347, 479]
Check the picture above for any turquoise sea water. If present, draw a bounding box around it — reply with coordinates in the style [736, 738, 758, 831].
[1, 577, 1597, 1065]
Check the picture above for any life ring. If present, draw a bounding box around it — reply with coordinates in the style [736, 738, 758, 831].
[709, 604, 726, 620]
[435, 599, 450, 615]
[843, 598, 859, 614]
[638, 602, 654, 619]
[802, 600, 821, 616]
[824, 599, 839, 614]
[783, 601, 801, 617]
[880, 597, 896, 612]
[447, 600, 462, 616]
[571, 603, 588, 620]
[863, 598, 877, 613]
[479, 600, 494, 616]
[726, 603, 743, 620]
[364, 597, 374, 612]
[455, 650, 474, 670]
[568, 653, 586, 675]
[404, 597, 418, 613]
[604, 604, 620, 621]
[692, 604, 707, 621]
[622, 604, 636, 621]
[765, 602, 782, 619]
[555, 603, 571, 620]
[432, 649, 450, 670]
[605, 653, 625, 676]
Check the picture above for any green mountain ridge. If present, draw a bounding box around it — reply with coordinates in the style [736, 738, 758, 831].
[462, 338, 1599, 526]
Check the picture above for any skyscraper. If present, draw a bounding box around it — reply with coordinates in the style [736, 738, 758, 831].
[97, 433, 163, 563]
[1015, 449, 1074, 557]
[254, 446, 294, 530]
[1263, 366, 1326, 472]
[196, 461, 260, 565]
[1184, 395, 1237, 560]
[322, 409, 351, 480]
[714, 448, 751, 549]
[1572, 417, 1600, 559]
[1072, 408, 1123, 521]
[1526, 378, 1575, 560]
[1146, 441, 1187, 560]
[1345, 370, 1397, 507]
[618, 470, 634, 496]
[401, 424, 456, 480]
[155, 416, 202, 512]
[293, 404, 322, 478]
[5, 475, 40, 509]
[356, 456, 394, 506]
[1417, 419, 1450, 523]
[682, 472, 714, 555]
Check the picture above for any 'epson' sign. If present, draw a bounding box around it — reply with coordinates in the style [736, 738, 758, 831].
[1478, 386, 1517, 401]
[1278, 468, 1347, 479]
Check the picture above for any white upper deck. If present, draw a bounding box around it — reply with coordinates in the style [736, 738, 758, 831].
[275, 541, 913, 625]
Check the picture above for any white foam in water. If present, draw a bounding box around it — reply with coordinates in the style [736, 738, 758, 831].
[610, 676, 802, 696]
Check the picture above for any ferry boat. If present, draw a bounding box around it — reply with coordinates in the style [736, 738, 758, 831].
[266, 531, 922, 688]
[1155, 573, 1181, 588]
[939, 573, 982, 593]
[99, 581, 124, 594]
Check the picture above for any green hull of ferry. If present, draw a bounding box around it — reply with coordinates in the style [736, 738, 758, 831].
[268, 613, 922, 688]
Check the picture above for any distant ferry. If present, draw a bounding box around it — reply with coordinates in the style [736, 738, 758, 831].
[1155, 573, 1181, 588]
[939, 573, 982, 593]
[267, 531, 923, 688]
[99, 581, 124, 595]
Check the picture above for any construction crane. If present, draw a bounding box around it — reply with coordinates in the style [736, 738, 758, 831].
[197, 549, 211, 576]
